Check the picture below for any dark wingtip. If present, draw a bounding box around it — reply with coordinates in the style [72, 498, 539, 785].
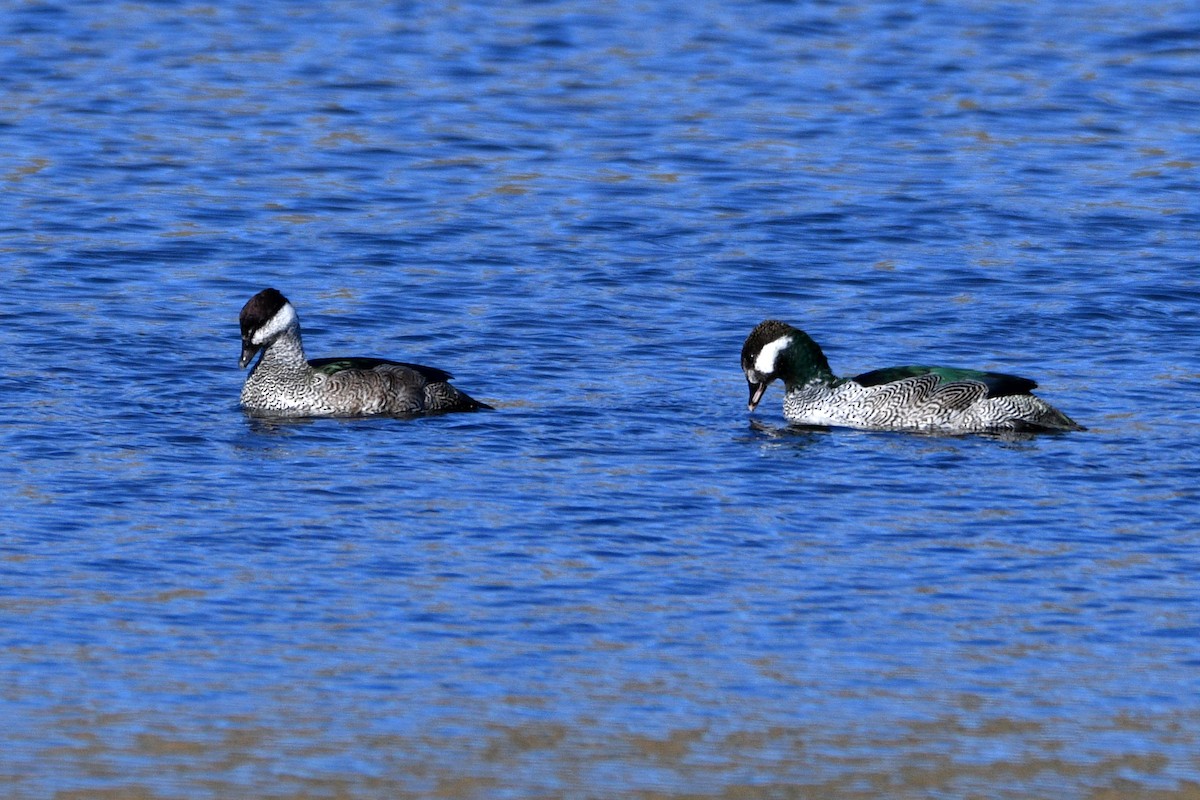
[462, 395, 495, 412]
[424, 393, 493, 416]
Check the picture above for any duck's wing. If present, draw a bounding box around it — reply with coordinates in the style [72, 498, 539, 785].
[309, 356, 455, 385]
[849, 365, 1038, 398]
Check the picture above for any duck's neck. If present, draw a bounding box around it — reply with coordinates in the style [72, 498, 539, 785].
[781, 334, 836, 390]
[259, 328, 310, 372]
[795, 371, 837, 392]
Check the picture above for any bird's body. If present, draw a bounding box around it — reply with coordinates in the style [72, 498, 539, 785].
[238, 288, 490, 417]
[741, 320, 1082, 434]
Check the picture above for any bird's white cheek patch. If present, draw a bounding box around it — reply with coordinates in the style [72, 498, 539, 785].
[754, 335, 792, 375]
[252, 302, 298, 344]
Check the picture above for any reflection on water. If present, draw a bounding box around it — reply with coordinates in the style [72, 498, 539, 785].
[14, 707, 1195, 798]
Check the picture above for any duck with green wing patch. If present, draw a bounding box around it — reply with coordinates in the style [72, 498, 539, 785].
[238, 288, 491, 417]
[741, 320, 1083, 434]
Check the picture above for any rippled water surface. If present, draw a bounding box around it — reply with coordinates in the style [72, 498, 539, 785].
[3, 1, 1200, 798]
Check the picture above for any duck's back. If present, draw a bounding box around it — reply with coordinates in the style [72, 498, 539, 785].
[310, 357, 491, 415]
[787, 367, 1081, 433]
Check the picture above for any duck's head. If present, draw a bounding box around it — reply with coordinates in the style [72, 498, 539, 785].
[740, 320, 833, 411]
[239, 288, 298, 368]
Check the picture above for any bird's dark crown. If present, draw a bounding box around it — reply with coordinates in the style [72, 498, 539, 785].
[240, 288, 289, 338]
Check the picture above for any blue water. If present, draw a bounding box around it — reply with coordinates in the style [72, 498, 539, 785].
[3, 1, 1200, 797]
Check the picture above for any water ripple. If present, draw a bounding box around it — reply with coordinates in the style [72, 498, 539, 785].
[2, 0, 1200, 797]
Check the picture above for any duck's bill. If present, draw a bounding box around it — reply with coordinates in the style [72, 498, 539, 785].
[747, 380, 768, 412]
[239, 341, 262, 369]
